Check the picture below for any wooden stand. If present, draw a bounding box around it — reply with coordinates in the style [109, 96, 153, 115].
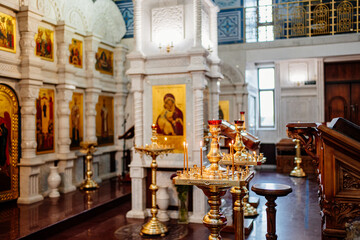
[251, 183, 292, 240]
[276, 138, 315, 174]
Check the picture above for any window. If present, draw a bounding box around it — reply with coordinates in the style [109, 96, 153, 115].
[245, 0, 274, 42]
[258, 0, 274, 42]
[258, 67, 275, 127]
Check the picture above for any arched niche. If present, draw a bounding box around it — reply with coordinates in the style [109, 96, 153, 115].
[0, 84, 20, 203]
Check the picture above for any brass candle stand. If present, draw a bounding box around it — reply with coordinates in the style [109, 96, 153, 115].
[135, 124, 173, 237]
[290, 139, 306, 177]
[173, 120, 254, 240]
[79, 141, 99, 190]
[219, 120, 266, 218]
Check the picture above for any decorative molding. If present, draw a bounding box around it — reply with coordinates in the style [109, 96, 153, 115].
[68, 9, 88, 32]
[342, 168, 360, 190]
[151, 5, 184, 44]
[92, 0, 126, 44]
[145, 57, 189, 68]
[286, 126, 319, 163]
[201, 9, 211, 48]
[323, 200, 360, 226]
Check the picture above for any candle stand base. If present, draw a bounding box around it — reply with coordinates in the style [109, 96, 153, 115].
[290, 166, 306, 178]
[140, 218, 168, 237]
[79, 179, 99, 191]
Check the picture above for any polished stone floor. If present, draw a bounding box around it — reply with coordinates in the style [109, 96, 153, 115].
[1, 169, 322, 240]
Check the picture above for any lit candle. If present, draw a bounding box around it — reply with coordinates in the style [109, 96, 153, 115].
[186, 143, 189, 174]
[253, 151, 256, 161]
[232, 140, 234, 155]
[183, 142, 186, 173]
[230, 143, 234, 179]
[200, 141, 203, 177]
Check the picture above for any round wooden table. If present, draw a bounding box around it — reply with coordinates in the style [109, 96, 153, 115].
[251, 183, 292, 240]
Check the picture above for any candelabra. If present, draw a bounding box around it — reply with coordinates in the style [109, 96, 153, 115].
[79, 141, 99, 190]
[290, 139, 306, 177]
[173, 120, 254, 240]
[219, 120, 266, 218]
[135, 124, 173, 237]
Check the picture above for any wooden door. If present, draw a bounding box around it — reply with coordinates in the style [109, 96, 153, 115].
[325, 83, 351, 122]
[351, 83, 360, 125]
[325, 61, 360, 125]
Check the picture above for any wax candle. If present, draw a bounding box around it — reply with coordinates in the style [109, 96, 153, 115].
[186, 143, 189, 174]
[232, 140, 234, 155]
[183, 142, 186, 172]
[230, 143, 234, 179]
[200, 141, 203, 177]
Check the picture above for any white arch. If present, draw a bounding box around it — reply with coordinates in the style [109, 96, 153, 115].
[92, 0, 126, 43]
[220, 62, 245, 86]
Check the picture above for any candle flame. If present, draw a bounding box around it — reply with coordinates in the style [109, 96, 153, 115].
[200, 141, 203, 147]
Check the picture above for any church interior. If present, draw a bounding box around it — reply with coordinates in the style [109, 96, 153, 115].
[0, 0, 359, 239]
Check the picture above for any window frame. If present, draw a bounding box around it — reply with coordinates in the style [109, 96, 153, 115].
[258, 66, 276, 128]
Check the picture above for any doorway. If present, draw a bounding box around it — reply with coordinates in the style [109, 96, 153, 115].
[325, 61, 360, 125]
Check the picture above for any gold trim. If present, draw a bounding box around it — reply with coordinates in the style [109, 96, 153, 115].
[0, 84, 19, 202]
[0, 12, 16, 53]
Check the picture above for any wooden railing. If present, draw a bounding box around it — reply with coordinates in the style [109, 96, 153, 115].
[287, 118, 360, 239]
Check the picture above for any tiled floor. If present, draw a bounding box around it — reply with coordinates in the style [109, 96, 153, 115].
[46, 170, 321, 240]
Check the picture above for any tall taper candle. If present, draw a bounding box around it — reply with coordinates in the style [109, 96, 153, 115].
[230, 143, 234, 179]
[200, 141, 203, 177]
[183, 142, 186, 173]
[186, 143, 189, 174]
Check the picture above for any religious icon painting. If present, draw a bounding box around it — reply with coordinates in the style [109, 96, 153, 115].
[34, 26, 54, 61]
[0, 12, 16, 53]
[95, 48, 113, 75]
[96, 95, 114, 146]
[36, 88, 55, 154]
[152, 84, 186, 153]
[0, 84, 19, 202]
[69, 92, 83, 150]
[219, 100, 229, 121]
[69, 39, 83, 68]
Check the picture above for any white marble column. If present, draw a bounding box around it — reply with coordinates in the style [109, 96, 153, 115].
[18, 81, 44, 204]
[84, 34, 101, 143]
[55, 22, 78, 193]
[189, 71, 208, 223]
[209, 77, 221, 120]
[114, 45, 129, 176]
[56, 85, 74, 155]
[126, 73, 147, 219]
[17, 6, 44, 204]
[235, 83, 248, 119]
[56, 84, 76, 193]
[85, 88, 100, 143]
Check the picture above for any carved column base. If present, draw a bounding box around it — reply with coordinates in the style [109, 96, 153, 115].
[58, 159, 76, 193]
[17, 165, 44, 204]
[126, 166, 147, 219]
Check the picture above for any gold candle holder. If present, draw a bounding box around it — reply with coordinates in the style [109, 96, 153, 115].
[79, 141, 99, 190]
[234, 120, 258, 217]
[290, 139, 306, 178]
[135, 124, 173, 237]
[173, 120, 254, 240]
